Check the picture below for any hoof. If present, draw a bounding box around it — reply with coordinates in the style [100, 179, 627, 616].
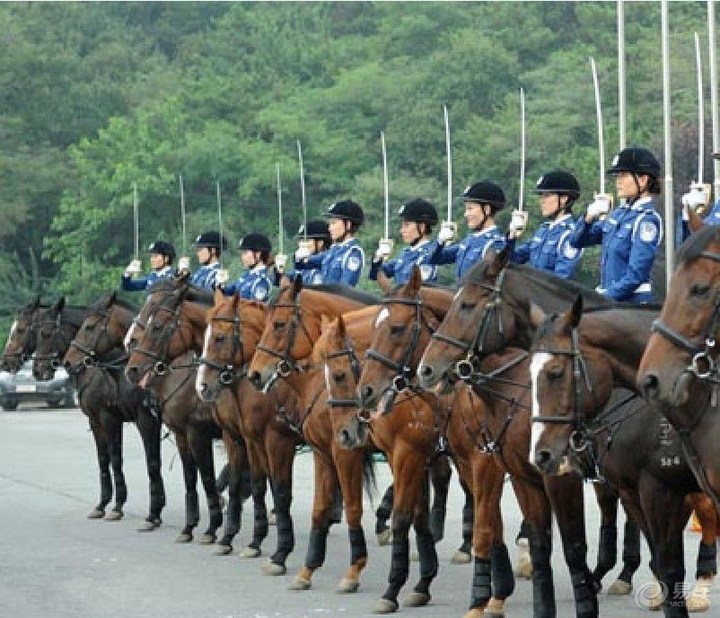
[687, 576, 713, 612]
[198, 533, 216, 545]
[215, 543, 232, 556]
[268, 512, 277, 526]
[240, 546, 261, 558]
[104, 510, 123, 521]
[484, 597, 506, 617]
[451, 549, 472, 564]
[403, 591, 431, 607]
[261, 560, 287, 576]
[175, 532, 193, 543]
[373, 598, 399, 614]
[377, 529, 393, 546]
[687, 596, 711, 612]
[289, 576, 311, 591]
[137, 519, 161, 532]
[634, 580, 664, 611]
[606, 579, 632, 595]
[336, 578, 360, 594]
[87, 508, 104, 519]
[464, 609, 486, 618]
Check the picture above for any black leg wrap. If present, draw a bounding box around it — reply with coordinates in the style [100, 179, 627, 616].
[250, 477, 269, 548]
[305, 526, 328, 570]
[216, 463, 230, 494]
[376, 484, 394, 533]
[271, 483, 294, 564]
[349, 526, 367, 565]
[416, 529, 439, 581]
[460, 496, 473, 552]
[185, 492, 200, 528]
[529, 529, 556, 618]
[696, 540, 717, 579]
[470, 556, 492, 610]
[516, 519, 532, 543]
[99, 468, 112, 507]
[330, 487, 343, 525]
[593, 524, 617, 584]
[491, 542, 515, 600]
[618, 519, 641, 583]
[570, 569, 599, 618]
[383, 528, 410, 602]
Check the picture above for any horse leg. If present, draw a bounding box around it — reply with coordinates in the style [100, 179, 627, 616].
[240, 469, 269, 558]
[216, 433, 250, 555]
[102, 410, 126, 521]
[467, 454, 513, 618]
[451, 479, 473, 564]
[685, 493, 717, 612]
[86, 415, 112, 519]
[188, 425, 222, 544]
[428, 454, 451, 542]
[546, 474, 598, 618]
[134, 406, 165, 531]
[264, 439, 297, 575]
[406, 472, 439, 610]
[376, 483, 394, 546]
[638, 476, 690, 618]
[290, 451, 336, 590]
[175, 432, 200, 543]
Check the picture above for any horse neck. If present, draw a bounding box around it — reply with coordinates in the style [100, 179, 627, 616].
[237, 302, 266, 355]
[580, 308, 657, 391]
[181, 300, 211, 352]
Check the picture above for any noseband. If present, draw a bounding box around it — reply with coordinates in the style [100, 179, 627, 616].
[651, 250, 720, 382]
[324, 335, 364, 414]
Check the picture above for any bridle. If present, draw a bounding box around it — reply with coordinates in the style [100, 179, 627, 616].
[324, 333, 363, 412]
[34, 311, 78, 369]
[131, 300, 190, 378]
[364, 294, 429, 414]
[2, 314, 36, 366]
[198, 313, 246, 387]
[651, 250, 720, 383]
[255, 294, 314, 390]
[430, 269, 507, 380]
[66, 309, 126, 375]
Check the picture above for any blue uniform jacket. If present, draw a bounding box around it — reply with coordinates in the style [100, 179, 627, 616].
[294, 238, 365, 287]
[121, 266, 175, 292]
[189, 263, 221, 290]
[568, 197, 662, 303]
[223, 266, 272, 301]
[510, 215, 583, 279]
[279, 267, 324, 286]
[678, 200, 720, 244]
[428, 226, 506, 280]
[369, 239, 438, 284]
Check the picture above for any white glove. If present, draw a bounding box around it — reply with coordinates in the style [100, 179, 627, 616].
[508, 210, 528, 237]
[594, 285, 607, 295]
[682, 186, 707, 211]
[375, 239, 393, 261]
[125, 259, 142, 275]
[216, 269, 229, 285]
[177, 256, 190, 272]
[295, 246, 311, 261]
[438, 222, 456, 244]
[586, 196, 611, 220]
[275, 253, 287, 273]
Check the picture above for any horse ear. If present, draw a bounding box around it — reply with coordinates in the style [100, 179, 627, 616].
[408, 265, 422, 293]
[214, 287, 225, 305]
[176, 270, 190, 283]
[31, 295, 41, 309]
[106, 291, 117, 308]
[486, 245, 511, 278]
[688, 207, 705, 233]
[292, 272, 303, 297]
[336, 314, 347, 339]
[54, 296, 66, 314]
[529, 302, 547, 329]
[570, 294, 583, 329]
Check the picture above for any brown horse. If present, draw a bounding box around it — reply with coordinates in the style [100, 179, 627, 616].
[638, 224, 720, 517]
[415, 255, 648, 618]
[529, 296, 718, 615]
[124, 279, 272, 555]
[32, 295, 166, 528]
[1, 296, 45, 373]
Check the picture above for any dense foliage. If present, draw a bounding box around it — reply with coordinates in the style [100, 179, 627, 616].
[0, 2, 715, 343]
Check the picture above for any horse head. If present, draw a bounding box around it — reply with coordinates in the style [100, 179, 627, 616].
[2, 296, 43, 373]
[639, 225, 720, 411]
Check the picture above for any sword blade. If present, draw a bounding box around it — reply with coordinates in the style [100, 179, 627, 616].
[590, 57, 606, 195]
[297, 140, 307, 240]
[444, 104, 452, 221]
[276, 162, 284, 255]
[519, 87, 526, 212]
[381, 131, 389, 239]
[132, 182, 139, 259]
[695, 31, 705, 184]
[179, 175, 186, 257]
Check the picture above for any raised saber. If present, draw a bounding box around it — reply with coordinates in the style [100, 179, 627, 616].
[662, 0, 674, 283]
[216, 180, 224, 270]
[179, 174, 187, 257]
[276, 162, 284, 255]
[440, 104, 456, 243]
[617, 0, 627, 149]
[381, 131, 390, 239]
[132, 182, 139, 259]
[510, 88, 528, 235]
[696, 32, 705, 186]
[590, 58, 606, 195]
[710, 0, 720, 203]
[297, 140, 307, 242]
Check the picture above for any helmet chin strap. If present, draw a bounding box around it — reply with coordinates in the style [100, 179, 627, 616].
[409, 222, 423, 246]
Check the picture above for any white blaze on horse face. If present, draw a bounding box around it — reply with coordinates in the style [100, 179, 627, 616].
[196, 324, 213, 393]
[375, 307, 389, 329]
[3, 321, 18, 352]
[529, 352, 553, 467]
[323, 361, 332, 394]
[123, 321, 136, 350]
[453, 286, 465, 302]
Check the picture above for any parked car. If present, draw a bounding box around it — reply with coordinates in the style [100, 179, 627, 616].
[0, 361, 76, 410]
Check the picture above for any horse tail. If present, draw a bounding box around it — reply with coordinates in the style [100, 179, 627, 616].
[362, 449, 379, 505]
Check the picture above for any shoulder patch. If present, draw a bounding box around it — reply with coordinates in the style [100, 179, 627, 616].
[346, 255, 361, 272]
[419, 264, 434, 281]
[562, 244, 579, 259]
[639, 220, 659, 243]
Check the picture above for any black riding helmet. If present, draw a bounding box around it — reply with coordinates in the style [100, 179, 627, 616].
[608, 146, 661, 178]
[325, 200, 364, 226]
[462, 181, 506, 212]
[297, 219, 330, 240]
[194, 231, 228, 252]
[147, 240, 176, 261]
[397, 198, 439, 225]
[237, 233, 272, 253]
[535, 170, 581, 199]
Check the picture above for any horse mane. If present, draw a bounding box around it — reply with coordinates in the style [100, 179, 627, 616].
[147, 277, 214, 306]
[676, 225, 720, 265]
[271, 283, 380, 307]
[387, 281, 455, 296]
[92, 294, 138, 313]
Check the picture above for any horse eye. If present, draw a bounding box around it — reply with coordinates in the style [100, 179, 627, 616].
[548, 365, 564, 380]
[273, 321, 286, 330]
[85, 323, 96, 331]
[390, 325, 406, 336]
[460, 302, 474, 311]
[334, 371, 346, 383]
[214, 334, 226, 343]
[690, 283, 710, 297]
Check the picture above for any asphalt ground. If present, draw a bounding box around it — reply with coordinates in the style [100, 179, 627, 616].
[0, 404, 716, 617]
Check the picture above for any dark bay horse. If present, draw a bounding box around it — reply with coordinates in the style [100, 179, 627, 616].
[124, 280, 266, 554]
[639, 225, 720, 518]
[1, 296, 45, 373]
[529, 297, 718, 615]
[33, 296, 165, 528]
[415, 254, 645, 617]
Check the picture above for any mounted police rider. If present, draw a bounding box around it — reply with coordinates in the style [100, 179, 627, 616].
[189, 231, 227, 290]
[370, 198, 439, 290]
[275, 219, 331, 286]
[508, 170, 583, 279]
[678, 151, 720, 241]
[568, 145, 663, 303]
[121, 240, 176, 292]
[219, 233, 273, 302]
[293, 200, 365, 287]
[427, 180, 507, 280]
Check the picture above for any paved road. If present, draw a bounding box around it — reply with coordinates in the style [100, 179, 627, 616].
[0, 404, 715, 617]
